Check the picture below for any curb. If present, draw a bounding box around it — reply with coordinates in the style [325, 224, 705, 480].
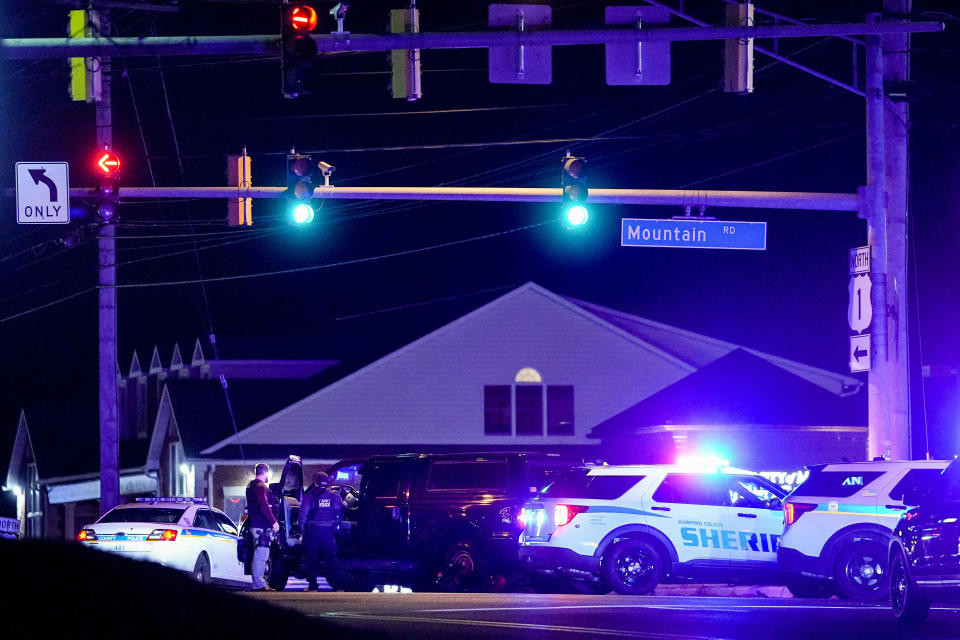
[654, 584, 792, 598]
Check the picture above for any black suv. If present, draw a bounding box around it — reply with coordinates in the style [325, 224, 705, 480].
[889, 457, 960, 623]
[240, 452, 579, 591]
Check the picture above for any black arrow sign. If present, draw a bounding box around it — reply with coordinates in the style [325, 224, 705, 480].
[853, 345, 868, 362]
[28, 168, 58, 202]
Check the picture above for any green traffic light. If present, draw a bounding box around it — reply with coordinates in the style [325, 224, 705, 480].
[292, 202, 314, 224]
[566, 205, 588, 226]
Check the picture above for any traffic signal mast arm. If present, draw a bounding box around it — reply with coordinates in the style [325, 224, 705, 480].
[1, 20, 942, 59]
[56, 185, 861, 212]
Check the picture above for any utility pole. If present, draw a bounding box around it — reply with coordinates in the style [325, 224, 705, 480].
[883, 0, 913, 459]
[94, 7, 119, 515]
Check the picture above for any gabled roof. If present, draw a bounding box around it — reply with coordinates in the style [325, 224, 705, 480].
[203, 282, 697, 452]
[564, 296, 860, 395]
[10, 403, 149, 483]
[588, 348, 866, 439]
[163, 378, 318, 458]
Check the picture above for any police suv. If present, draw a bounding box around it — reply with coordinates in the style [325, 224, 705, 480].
[519, 464, 787, 595]
[778, 459, 952, 600]
[78, 497, 249, 588]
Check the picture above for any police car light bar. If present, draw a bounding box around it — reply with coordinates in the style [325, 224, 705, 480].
[134, 497, 208, 504]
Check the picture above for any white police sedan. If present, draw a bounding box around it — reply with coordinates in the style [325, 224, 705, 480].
[77, 497, 250, 588]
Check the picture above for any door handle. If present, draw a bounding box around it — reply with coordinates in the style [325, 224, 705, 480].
[737, 513, 758, 519]
[651, 506, 671, 512]
[885, 505, 908, 510]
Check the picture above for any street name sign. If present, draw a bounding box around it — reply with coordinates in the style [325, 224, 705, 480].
[604, 6, 670, 86]
[621, 218, 766, 250]
[15, 162, 70, 224]
[848, 272, 872, 333]
[850, 333, 871, 373]
[849, 245, 870, 274]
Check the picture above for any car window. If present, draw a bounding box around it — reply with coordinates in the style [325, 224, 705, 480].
[193, 510, 218, 530]
[426, 460, 508, 491]
[542, 472, 644, 500]
[363, 461, 404, 498]
[790, 470, 885, 498]
[212, 511, 239, 536]
[727, 476, 784, 508]
[936, 459, 960, 502]
[97, 507, 187, 524]
[887, 469, 945, 503]
[652, 474, 728, 507]
[527, 462, 579, 493]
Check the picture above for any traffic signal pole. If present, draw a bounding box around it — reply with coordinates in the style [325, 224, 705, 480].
[0, 20, 942, 59]
[94, 9, 120, 515]
[56, 185, 860, 211]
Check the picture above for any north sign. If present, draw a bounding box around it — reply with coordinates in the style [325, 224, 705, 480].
[621, 218, 767, 250]
[15, 162, 70, 224]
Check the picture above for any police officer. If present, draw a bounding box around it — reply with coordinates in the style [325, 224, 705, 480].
[298, 471, 344, 591]
[246, 463, 279, 592]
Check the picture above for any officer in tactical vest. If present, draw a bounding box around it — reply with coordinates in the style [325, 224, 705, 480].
[298, 471, 344, 591]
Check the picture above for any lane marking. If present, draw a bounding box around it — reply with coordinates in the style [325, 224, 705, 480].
[417, 603, 891, 613]
[319, 612, 731, 640]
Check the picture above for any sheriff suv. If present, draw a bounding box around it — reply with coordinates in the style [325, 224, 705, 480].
[889, 457, 960, 623]
[778, 459, 952, 601]
[519, 464, 787, 595]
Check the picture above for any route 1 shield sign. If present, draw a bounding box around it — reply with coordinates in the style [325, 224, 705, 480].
[848, 273, 872, 334]
[16, 162, 70, 224]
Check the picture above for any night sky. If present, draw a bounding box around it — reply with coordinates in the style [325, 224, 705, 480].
[1, 0, 959, 469]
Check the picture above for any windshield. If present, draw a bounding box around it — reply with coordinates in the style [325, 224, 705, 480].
[97, 507, 187, 524]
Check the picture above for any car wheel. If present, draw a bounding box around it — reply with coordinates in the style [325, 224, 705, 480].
[834, 541, 889, 601]
[890, 551, 930, 624]
[435, 539, 484, 592]
[786, 576, 833, 599]
[601, 538, 664, 595]
[192, 554, 211, 584]
[267, 554, 291, 591]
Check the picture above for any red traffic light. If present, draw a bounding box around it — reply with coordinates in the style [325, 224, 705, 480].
[95, 151, 121, 176]
[289, 5, 318, 32]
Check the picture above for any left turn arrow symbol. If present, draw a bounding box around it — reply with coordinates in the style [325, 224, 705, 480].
[28, 168, 58, 201]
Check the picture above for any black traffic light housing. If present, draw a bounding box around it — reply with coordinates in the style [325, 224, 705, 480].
[281, 4, 319, 98]
[92, 149, 121, 222]
[286, 152, 316, 223]
[561, 154, 588, 225]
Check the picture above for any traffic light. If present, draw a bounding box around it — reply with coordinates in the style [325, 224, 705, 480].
[93, 149, 120, 222]
[281, 4, 319, 98]
[561, 154, 588, 226]
[286, 151, 315, 223]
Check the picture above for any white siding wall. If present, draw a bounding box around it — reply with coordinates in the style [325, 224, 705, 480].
[238, 287, 691, 446]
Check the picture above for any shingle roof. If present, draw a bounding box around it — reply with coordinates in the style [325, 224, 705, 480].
[588, 348, 866, 439]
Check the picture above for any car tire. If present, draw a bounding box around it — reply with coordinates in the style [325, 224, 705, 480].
[192, 554, 211, 584]
[267, 554, 291, 591]
[786, 577, 833, 599]
[833, 540, 889, 601]
[890, 550, 930, 624]
[601, 538, 664, 595]
[435, 539, 484, 592]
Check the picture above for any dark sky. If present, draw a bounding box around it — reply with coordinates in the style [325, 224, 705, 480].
[1, 1, 959, 462]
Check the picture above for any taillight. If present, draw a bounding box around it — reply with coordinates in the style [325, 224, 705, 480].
[77, 529, 97, 541]
[518, 508, 527, 525]
[554, 504, 589, 527]
[147, 529, 178, 541]
[784, 502, 817, 525]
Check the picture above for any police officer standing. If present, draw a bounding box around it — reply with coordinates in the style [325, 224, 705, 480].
[298, 471, 344, 591]
[246, 463, 279, 592]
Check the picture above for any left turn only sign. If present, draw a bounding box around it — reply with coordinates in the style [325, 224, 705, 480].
[16, 162, 70, 224]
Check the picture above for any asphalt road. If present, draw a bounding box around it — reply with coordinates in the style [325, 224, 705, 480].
[245, 592, 960, 640]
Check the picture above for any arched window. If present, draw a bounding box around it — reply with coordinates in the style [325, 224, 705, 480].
[484, 368, 574, 437]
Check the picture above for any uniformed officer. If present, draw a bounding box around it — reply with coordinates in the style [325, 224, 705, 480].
[298, 471, 344, 591]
